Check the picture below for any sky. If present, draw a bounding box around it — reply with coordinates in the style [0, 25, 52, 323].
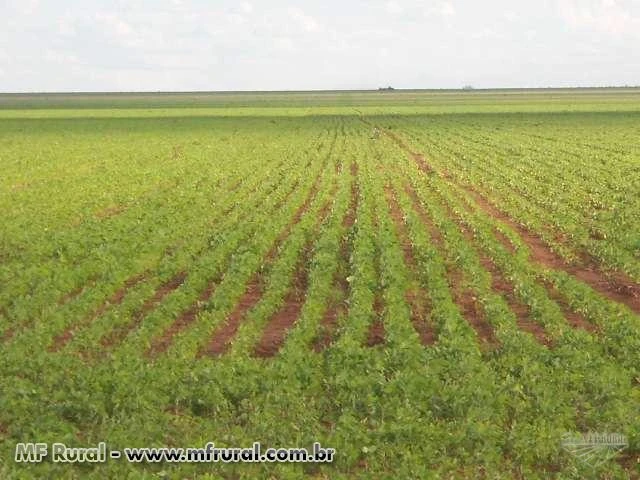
[1, 0, 639, 92]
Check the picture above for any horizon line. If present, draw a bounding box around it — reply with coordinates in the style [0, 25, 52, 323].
[2, 85, 640, 96]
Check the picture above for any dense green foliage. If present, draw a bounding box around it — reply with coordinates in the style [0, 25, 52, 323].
[1, 90, 639, 479]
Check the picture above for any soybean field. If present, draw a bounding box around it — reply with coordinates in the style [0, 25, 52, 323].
[1, 89, 640, 479]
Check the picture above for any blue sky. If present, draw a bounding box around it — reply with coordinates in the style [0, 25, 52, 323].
[1, 0, 639, 91]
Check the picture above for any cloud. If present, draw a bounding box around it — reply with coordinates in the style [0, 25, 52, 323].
[557, 0, 640, 37]
[503, 11, 520, 22]
[274, 36, 296, 52]
[57, 14, 77, 37]
[385, 1, 404, 15]
[45, 49, 79, 65]
[439, 2, 456, 17]
[0, 0, 638, 91]
[95, 12, 134, 38]
[6, 0, 40, 15]
[287, 7, 321, 33]
[421, 1, 456, 22]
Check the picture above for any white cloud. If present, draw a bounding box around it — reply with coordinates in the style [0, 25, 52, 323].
[0, 0, 638, 91]
[422, 1, 456, 21]
[45, 50, 79, 64]
[95, 12, 133, 38]
[57, 14, 77, 37]
[7, 0, 40, 15]
[275, 36, 296, 52]
[503, 11, 520, 22]
[472, 27, 503, 40]
[287, 7, 321, 33]
[557, 0, 640, 37]
[440, 2, 456, 17]
[386, 1, 404, 15]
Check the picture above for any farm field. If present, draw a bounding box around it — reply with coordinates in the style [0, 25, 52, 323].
[1, 89, 640, 479]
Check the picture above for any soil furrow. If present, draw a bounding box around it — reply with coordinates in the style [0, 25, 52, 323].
[437, 193, 551, 346]
[463, 186, 640, 315]
[253, 198, 335, 358]
[57, 285, 86, 306]
[145, 170, 312, 357]
[252, 243, 312, 357]
[366, 295, 386, 347]
[365, 211, 386, 347]
[144, 153, 328, 358]
[403, 183, 497, 346]
[201, 160, 331, 357]
[200, 277, 262, 357]
[313, 162, 359, 351]
[98, 272, 187, 349]
[420, 178, 596, 339]
[479, 254, 552, 346]
[49, 272, 148, 352]
[384, 185, 436, 346]
[145, 277, 221, 357]
[1, 327, 16, 344]
[374, 120, 640, 316]
[538, 279, 598, 333]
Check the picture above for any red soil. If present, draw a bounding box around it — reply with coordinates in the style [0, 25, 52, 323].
[253, 245, 310, 357]
[49, 272, 147, 352]
[492, 228, 517, 254]
[313, 162, 359, 351]
[464, 186, 640, 316]
[384, 185, 436, 346]
[375, 120, 640, 317]
[202, 277, 263, 356]
[146, 278, 220, 357]
[479, 254, 552, 346]
[99, 272, 187, 349]
[57, 284, 85, 306]
[539, 278, 598, 334]
[253, 197, 336, 358]
[402, 183, 496, 346]
[147, 168, 313, 358]
[451, 269, 497, 345]
[200, 171, 329, 358]
[364, 210, 386, 348]
[1, 327, 16, 344]
[403, 184, 445, 247]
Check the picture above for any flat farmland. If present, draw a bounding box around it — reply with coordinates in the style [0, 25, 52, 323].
[1, 90, 640, 479]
